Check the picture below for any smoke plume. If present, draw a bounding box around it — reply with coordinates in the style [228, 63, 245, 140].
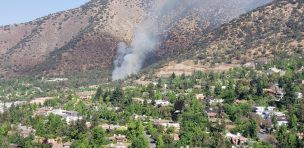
[112, 0, 272, 80]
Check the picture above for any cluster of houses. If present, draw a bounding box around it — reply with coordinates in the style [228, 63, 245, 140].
[0, 97, 55, 113]
[253, 106, 288, 126]
[132, 98, 171, 107]
[10, 124, 72, 148]
[195, 94, 224, 105]
[100, 124, 130, 148]
[153, 118, 180, 130]
[34, 107, 82, 124]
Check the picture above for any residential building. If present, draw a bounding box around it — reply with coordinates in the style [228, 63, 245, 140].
[226, 132, 248, 146]
[47, 109, 82, 124]
[267, 67, 286, 76]
[33, 107, 53, 116]
[155, 100, 170, 107]
[109, 143, 129, 148]
[109, 134, 128, 142]
[154, 119, 180, 130]
[206, 97, 224, 105]
[195, 94, 205, 101]
[101, 124, 127, 131]
[263, 84, 284, 101]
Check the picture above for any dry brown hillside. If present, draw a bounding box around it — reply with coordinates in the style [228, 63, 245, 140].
[0, 0, 277, 78]
[172, 0, 304, 67]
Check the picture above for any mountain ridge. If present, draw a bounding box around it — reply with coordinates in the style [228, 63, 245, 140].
[0, 0, 299, 80]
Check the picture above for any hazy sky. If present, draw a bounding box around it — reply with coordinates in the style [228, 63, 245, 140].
[0, 0, 89, 26]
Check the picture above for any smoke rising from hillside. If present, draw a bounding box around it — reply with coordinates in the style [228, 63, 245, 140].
[112, 0, 271, 80]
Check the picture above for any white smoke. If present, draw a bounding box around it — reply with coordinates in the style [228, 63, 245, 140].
[112, 0, 272, 80]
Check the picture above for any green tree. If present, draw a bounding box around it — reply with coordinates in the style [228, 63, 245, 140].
[147, 83, 155, 99]
[289, 114, 298, 129]
[0, 122, 9, 136]
[157, 134, 165, 148]
[131, 135, 149, 148]
[94, 86, 103, 101]
[92, 127, 106, 146]
[214, 82, 222, 96]
[111, 86, 124, 105]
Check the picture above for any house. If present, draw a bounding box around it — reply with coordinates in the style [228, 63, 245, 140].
[46, 139, 72, 148]
[299, 66, 304, 72]
[296, 92, 303, 99]
[101, 124, 127, 131]
[196, 94, 205, 101]
[253, 106, 288, 126]
[33, 107, 53, 116]
[171, 133, 180, 141]
[226, 132, 248, 145]
[155, 100, 171, 107]
[253, 106, 277, 119]
[16, 124, 35, 138]
[109, 134, 128, 142]
[47, 109, 82, 124]
[206, 109, 218, 120]
[154, 119, 180, 130]
[205, 108, 233, 128]
[133, 114, 149, 120]
[267, 67, 286, 76]
[45, 78, 68, 82]
[206, 97, 224, 105]
[234, 99, 248, 104]
[107, 106, 121, 111]
[263, 84, 284, 101]
[63, 142, 72, 148]
[297, 133, 304, 140]
[108, 143, 129, 148]
[9, 144, 19, 148]
[276, 116, 289, 126]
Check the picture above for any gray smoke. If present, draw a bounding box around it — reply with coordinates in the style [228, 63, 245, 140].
[112, 0, 272, 80]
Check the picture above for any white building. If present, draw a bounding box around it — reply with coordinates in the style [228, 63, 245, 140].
[47, 109, 82, 124]
[207, 98, 224, 105]
[45, 78, 68, 82]
[155, 100, 170, 107]
[267, 67, 286, 76]
[253, 106, 277, 119]
[297, 92, 303, 99]
[154, 119, 180, 129]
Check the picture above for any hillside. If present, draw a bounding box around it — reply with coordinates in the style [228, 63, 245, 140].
[156, 0, 304, 77]
[0, 0, 270, 78]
